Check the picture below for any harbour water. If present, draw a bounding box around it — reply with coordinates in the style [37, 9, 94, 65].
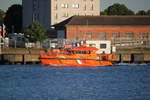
[0, 65, 150, 100]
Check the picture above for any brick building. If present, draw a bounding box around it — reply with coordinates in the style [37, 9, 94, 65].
[54, 16, 150, 41]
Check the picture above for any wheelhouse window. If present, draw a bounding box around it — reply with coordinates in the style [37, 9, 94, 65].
[140, 32, 148, 39]
[82, 51, 86, 54]
[76, 51, 81, 54]
[74, 50, 91, 54]
[126, 32, 133, 39]
[89, 44, 96, 47]
[87, 51, 91, 54]
[100, 44, 107, 49]
[99, 32, 106, 40]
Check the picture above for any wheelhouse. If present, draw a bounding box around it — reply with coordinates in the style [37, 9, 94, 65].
[64, 46, 98, 55]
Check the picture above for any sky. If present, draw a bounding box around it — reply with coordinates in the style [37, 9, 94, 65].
[101, 0, 150, 12]
[0, 0, 22, 11]
[0, 0, 150, 12]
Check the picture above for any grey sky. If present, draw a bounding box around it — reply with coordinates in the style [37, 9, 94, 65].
[0, 0, 150, 12]
[0, 0, 22, 11]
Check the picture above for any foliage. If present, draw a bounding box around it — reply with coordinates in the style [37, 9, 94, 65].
[102, 3, 134, 15]
[100, 11, 107, 15]
[24, 22, 47, 43]
[4, 4, 22, 33]
[0, 9, 5, 24]
[147, 10, 150, 15]
[136, 10, 147, 15]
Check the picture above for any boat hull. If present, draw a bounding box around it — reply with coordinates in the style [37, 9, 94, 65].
[40, 57, 113, 67]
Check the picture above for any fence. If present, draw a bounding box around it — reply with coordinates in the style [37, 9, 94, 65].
[111, 38, 150, 49]
[1, 37, 150, 49]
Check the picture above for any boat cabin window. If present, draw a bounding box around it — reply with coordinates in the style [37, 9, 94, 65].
[82, 51, 86, 54]
[87, 50, 91, 54]
[71, 51, 75, 54]
[76, 51, 81, 54]
[73, 50, 91, 54]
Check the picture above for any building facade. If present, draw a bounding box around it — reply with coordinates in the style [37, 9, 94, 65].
[23, 0, 50, 29]
[23, 0, 100, 29]
[51, 0, 100, 25]
[60, 16, 150, 41]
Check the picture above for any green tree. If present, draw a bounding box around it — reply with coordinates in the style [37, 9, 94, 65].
[0, 9, 5, 24]
[136, 10, 147, 15]
[103, 3, 134, 15]
[4, 4, 22, 33]
[24, 22, 47, 43]
[100, 11, 107, 15]
[146, 10, 150, 15]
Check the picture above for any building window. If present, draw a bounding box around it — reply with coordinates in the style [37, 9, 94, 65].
[54, 4, 58, 10]
[91, 4, 94, 10]
[55, 13, 58, 19]
[61, 4, 65, 8]
[126, 32, 133, 39]
[33, 0, 39, 15]
[84, 5, 86, 10]
[85, 32, 92, 39]
[99, 32, 106, 40]
[62, 13, 68, 17]
[140, 32, 148, 39]
[65, 4, 68, 8]
[112, 32, 120, 39]
[72, 4, 79, 8]
[32, 13, 39, 22]
[100, 44, 107, 49]
[61, 4, 68, 8]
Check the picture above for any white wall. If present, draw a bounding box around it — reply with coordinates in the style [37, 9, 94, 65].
[86, 40, 111, 54]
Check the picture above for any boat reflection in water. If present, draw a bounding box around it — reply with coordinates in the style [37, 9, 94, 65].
[40, 44, 113, 67]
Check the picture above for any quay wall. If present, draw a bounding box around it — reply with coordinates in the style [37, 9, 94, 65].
[0, 48, 44, 64]
[0, 48, 150, 65]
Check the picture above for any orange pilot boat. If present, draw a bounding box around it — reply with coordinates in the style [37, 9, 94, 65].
[39, 44, 113, 67]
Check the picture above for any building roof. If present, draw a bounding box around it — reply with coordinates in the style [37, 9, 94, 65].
[54, 16, 150, 26]
[53, 17, 73, 27]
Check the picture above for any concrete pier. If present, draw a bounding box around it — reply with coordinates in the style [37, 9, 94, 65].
[0, 48, 150, 65]
[0, 48, 43, 65]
